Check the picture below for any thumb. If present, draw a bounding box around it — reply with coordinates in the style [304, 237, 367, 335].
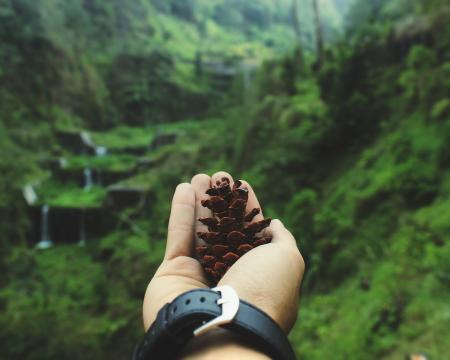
[269, 219, 297, 247]
[269, 219, 306, 285]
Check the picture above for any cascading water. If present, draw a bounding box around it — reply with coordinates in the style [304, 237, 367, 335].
[95, 146, 107, 156]
[95, 146, 107, 186]
[79, 210, 86, 246]
[36, 205, 53, 249]
[240, 62, 255, 103]
[84, 168, 93, 191]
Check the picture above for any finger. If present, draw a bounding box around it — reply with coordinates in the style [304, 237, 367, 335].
[268, 219, 296, 246]
[211, 171, 234, 187]
[165, 183, 195, 260]
[191, 174, 212, 235]
[240, 180, 264, 222]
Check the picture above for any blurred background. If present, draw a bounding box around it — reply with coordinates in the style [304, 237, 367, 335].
[0, 0, 449, 359]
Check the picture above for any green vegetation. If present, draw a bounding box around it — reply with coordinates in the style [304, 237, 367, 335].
[39, 184, 107, 208]
[1, 0, 449, 359]
[90, 126, 154, 150]
[65, 154, 137, 172]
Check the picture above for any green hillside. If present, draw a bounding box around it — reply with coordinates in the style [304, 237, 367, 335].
[1, 0, 449, 359]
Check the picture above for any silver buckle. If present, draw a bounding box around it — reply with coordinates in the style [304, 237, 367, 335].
[193, 285, 240, 337]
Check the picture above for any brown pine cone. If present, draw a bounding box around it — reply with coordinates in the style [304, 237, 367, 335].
[196, 177, 272, 284]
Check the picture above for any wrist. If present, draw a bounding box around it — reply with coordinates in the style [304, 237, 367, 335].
[180, 328, 269, 360]
[134, 287, 296, 360]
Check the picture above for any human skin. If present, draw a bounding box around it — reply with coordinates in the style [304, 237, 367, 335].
[142, 171, 305, 358]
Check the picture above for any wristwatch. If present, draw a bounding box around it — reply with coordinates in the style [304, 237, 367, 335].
[133, 286, 296, 360]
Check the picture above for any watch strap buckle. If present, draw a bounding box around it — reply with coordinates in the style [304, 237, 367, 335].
[193, 285, 239, 337]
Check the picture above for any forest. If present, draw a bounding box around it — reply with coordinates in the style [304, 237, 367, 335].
[0, 0, 449, 359]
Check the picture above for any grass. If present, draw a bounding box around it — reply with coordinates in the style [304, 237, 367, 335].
[38, 184, 107, 208]
[89, 121, 209, 151]
[90, 126, 154, 150]
[64, 154, 138, 172]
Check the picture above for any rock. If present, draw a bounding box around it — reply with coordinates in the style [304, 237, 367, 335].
[151, 133, 177, 149]
[136, 157, 159, 169]
[27, 206, 110, 246]
[106, 186, 148, 209]
[56, 130, 96, 155]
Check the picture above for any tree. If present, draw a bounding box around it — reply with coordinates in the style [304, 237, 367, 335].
[291, 0, 302, 46]
[312, 0, 324, 70]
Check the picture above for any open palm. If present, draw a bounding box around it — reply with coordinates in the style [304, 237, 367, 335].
[143, 171, 304, 333]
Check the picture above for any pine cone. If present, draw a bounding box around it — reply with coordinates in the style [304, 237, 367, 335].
[196, 177, 272, 284]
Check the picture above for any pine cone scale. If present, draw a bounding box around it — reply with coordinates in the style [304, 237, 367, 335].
[196, 177, 272, 284]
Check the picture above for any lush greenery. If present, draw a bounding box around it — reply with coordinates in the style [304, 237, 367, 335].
[1, 0, 449, 359]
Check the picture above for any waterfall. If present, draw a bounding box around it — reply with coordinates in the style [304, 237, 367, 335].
[240, 61, 256, 103]
[95, 146, 107, 156]
[36, 205, 52, 249]
[95, 146, 107, 186]
[79, 210, 86, 246]
[23, 184, 38, 205]
[84, 168, 93, 191]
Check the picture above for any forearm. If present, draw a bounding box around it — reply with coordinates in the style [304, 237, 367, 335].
[180, 328, 270, 360]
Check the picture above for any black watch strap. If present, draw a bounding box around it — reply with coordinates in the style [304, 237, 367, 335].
[133, 287, 296, 360]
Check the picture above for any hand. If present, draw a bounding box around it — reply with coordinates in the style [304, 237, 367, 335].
[143, 171, 305, 335]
